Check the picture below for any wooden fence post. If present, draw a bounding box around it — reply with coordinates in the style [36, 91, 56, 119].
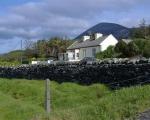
[45, 78, 50, 115]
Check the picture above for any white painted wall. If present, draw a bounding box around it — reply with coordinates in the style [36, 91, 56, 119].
[75, 49, 79, 60]
[67, 34, 118, 61]
[95, 33, 103, 39]
[79, 46, 101, 59]
[67, 51, 74, 61]
[83, 36, 90, 41]
[66, 49, 80, 61]
[100, 34, 118, 51]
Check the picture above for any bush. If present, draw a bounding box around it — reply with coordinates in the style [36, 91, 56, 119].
[126, 42, 140, 57]
[114, 39, 149, 58]
[96, 46, 118, 59]
[133, 39, 150, 58]
[133, 39, 147, 55]
[143, 42, 150, 58]
[114, 40, 129, 57]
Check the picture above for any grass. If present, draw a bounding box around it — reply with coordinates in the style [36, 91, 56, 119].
[0, 78, 150, 120]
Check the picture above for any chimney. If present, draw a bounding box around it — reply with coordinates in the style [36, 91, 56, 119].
[95, 33, 103, 39]
[82, 35, 90, 41]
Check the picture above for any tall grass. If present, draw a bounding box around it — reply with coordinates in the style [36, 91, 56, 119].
[0, 78, 150, 120]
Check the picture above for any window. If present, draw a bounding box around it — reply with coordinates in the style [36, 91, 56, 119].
[77, 53, 79, 57]
[92, 48, 96, 57]
[83, 49, 86, 57]
[73, 53, 75, 59]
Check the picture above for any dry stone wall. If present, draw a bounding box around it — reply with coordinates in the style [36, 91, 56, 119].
[0, 59, 150, 89]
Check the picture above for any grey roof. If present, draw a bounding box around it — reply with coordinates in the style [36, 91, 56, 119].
[67, 36, 108, 50]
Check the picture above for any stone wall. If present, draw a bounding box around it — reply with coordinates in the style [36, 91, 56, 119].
[0, 59, 150, 89]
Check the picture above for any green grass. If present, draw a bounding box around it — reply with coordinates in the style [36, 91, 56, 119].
[0, 78, 150, 120]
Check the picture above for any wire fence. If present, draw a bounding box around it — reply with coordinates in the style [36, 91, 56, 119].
[107, 73, 150, 89]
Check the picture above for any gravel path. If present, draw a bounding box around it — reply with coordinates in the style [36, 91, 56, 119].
[137, 110, 150, 120]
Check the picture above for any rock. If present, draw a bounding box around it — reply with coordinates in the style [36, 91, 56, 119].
[0, 58, 150, 89]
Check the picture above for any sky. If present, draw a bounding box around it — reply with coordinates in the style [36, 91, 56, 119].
[0, 0, 150, 53]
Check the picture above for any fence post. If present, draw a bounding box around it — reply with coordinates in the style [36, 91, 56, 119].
[45, 78, 50, 115]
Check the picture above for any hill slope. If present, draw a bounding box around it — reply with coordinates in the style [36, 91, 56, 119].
[75, 22, 131, 40]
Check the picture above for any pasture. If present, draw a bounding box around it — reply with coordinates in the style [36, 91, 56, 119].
[0, 78, 150, 120]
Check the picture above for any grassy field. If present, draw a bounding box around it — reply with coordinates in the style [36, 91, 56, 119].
[0, 79, 150, 120]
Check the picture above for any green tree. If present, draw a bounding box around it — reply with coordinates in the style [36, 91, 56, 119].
[131, 19, 150, 39]
[143, 41, 150, 58]
[114, 40, 128, 57]
[132, 39, 147, 55]
[127, 42, 140, 57]
[96, 46, 118, 59]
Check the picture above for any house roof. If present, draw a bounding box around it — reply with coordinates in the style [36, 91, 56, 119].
[67, 36, 108, 50]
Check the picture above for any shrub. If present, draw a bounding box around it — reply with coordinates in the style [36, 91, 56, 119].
[115, 40, 127, 53]
[96, 46, 118, 59]
[143, 41, 150, 58]
[126, 42, 140, 57]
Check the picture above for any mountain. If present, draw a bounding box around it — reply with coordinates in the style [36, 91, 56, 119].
[75, 22, 131, 40]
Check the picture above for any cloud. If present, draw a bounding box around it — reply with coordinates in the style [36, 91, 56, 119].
[0, 0, 150, 39]
[0, 0, 150, 53]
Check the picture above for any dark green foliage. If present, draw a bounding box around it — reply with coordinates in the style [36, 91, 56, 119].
[133, 39, 147, 53]
[0, 37, 73, 65]
[97, 38, 150, 59]
[29, 37, 73, 59]
[126, 42, 140, 57]
[131, 19, 150, 39]
[133, 38, 150, 58]
[96, 46, 118, 59]
[114, 40, 128, 57]
[143, 41, 150, 58]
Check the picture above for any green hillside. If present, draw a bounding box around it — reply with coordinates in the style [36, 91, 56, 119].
[0, 78, 150, 120]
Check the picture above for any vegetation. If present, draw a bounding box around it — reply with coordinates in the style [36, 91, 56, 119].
[0, 50, 23, 66]
[96, 46, 119, 59]
[1, 19, 150, 63]
[131, 19, 150, 39]
[1, 78, 150, 120]
[24, 37, 73, 59]
[0, 37, 73, 66]
[96, 19, 150, 59]
[96, 38, 150, 59]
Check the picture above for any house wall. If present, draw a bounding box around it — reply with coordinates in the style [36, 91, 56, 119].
[100, 34, 118, 51]
[75, 49, 79, 60]
[79, 46, 101, 59]
[67, 34, 118, 61]
[66, 51, 74, 61]
[67, 49, 80, 61]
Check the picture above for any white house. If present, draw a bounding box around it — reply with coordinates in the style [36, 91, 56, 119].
[59, 33, 118, 61]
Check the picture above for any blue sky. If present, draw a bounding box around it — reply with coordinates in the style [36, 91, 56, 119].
[0, 0, 150, 53]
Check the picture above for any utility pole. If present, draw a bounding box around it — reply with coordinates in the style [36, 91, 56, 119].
[45, 79, 51, 116]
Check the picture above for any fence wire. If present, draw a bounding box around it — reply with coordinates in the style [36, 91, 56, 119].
[106, 73, 150, 89]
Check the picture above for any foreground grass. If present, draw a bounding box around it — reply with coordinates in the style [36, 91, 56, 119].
[0, 78, 150, 120]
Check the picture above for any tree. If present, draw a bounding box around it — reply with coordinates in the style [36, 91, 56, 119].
[133, 39, 147, 54]
[114, 40, 128, 57]
[143, 41, 150, 58]
[131, 19, 150, 39]
[127, 42, 139, 57]
[139, 19, 146, 38]
[96, 46, 118, 59]
[34, 37, 73, 59]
